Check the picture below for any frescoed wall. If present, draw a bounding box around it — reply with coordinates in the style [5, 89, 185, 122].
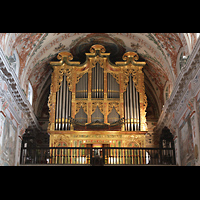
[196, 98, 200, 135]
[178, 114, 195, 166]
[0, 117, 17, 166]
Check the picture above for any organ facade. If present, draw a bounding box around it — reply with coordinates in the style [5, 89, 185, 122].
[47, 44, 148, 148]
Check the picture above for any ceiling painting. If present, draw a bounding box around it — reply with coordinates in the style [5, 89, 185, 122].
[0, 33, 199, 114]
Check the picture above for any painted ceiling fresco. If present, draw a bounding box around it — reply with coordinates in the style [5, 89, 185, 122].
[0, 33, 199, 114]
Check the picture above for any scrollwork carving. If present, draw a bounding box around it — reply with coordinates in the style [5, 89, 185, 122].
[90, 44, 106, 54]
[108, 102, 120, 115]
[122, 52, 139, 61]
[75, 101, 87, 115]
[91, 101, 104, 115]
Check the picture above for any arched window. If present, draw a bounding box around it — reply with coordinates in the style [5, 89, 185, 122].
[28, 82, 33, 105]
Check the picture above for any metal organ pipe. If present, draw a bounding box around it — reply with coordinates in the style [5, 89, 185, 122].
[132, 77, 136, 131]
[62, 74, 66, 130]
[126, 80, 130, 131]
[124, 92, 127, 131]
[129, 75, 134, 131]
[65, 82, 69, 130]
[123, 74, 141, 131]
[59, 79, 63, 130]
[68, 90, 71, 130]
[95, 64, 97, 98]
[101, 66, 103, 98]
[56, 89, 59, 130]
[97, 63, 99, 98]
[85, 73, 87, 98]
[94, 65, 96, 98]
[135, 87, 139, 131]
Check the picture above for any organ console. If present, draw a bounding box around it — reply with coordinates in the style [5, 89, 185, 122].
[48, 44, 148, 148]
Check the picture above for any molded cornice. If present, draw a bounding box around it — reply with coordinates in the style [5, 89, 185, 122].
[0, 48, 41, 130]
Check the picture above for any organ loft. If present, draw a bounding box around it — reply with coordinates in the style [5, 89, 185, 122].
[47, 44, 148, 149]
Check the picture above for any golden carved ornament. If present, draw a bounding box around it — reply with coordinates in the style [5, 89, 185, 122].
[91, 101, 104, 115]
[108, 102, 120, 115]
[122, 52, 139, 61]
[89, 44, 106, 54]
[75, 101, 87, 115]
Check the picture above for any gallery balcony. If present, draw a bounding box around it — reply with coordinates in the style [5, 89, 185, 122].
[20, 147, 176, 166]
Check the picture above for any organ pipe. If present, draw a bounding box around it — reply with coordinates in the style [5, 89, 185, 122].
[68, 90, 71, 130]
[129, 75, 134, 131]
[65, 83, 69, 130]
[62, 74, 66, 130]
[126, 79, 130, 131]
[55, 89, 59, 130]
[92, 63, 104, 98]
[97, 65, 98, 97]
[124, 92, 127, 131]
[124, 75, 141, 131]
[135, 88, 139, 131]
[59, 78, 63, 130]
[107, 73, 119, 98]
[54, 76, 72, 131]
[132, 78, 136, 131]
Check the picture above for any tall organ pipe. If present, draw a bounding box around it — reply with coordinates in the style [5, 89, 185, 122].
[59, 79, 63, 130]
[65, 83, 69, 130]
[110, 73, 111, 98]
[126, 81, 130, 131]
[129, 75, 134, 131]
[97, 63, 99, 98]
[62, 75, 66, 130]
[98, 63, 99, 98]
[112, 74, 113, 98]
[68, 90, 71, 130]
[108, 73, 110, 98]
[85, 73, 87, 98]
[56, 89, 59, 130]
[101, 66, 103, 98]
[124, 92, 127, 131]
[132, 78, 136, 131]
[94, 65, 96, 98]
[135, 87, 139, 131]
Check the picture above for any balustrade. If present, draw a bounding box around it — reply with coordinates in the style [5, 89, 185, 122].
[20, 147, 176, 165]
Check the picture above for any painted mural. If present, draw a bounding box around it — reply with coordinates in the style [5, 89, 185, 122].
[0, 112, 5, 165]
[179, 115, 195, 166]
[0, 116, 17, 166]
[70, 33, 126, 64]
[197, 98, 200, 135]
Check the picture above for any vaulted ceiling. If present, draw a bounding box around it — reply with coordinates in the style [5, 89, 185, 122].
[0, 33, 199, 117]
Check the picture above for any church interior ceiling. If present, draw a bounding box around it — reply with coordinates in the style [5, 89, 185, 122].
[0, 33, 199, 119]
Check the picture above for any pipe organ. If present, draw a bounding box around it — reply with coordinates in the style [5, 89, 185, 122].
[48, 45, 148, 148]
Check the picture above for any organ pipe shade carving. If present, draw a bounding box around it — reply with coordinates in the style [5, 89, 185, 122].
[48, 44, 148, 133]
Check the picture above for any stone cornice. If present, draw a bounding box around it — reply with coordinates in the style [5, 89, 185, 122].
[0, 48, 41, 130]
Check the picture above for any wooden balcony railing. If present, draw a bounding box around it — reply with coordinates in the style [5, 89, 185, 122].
[20, 147, 176, 165]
